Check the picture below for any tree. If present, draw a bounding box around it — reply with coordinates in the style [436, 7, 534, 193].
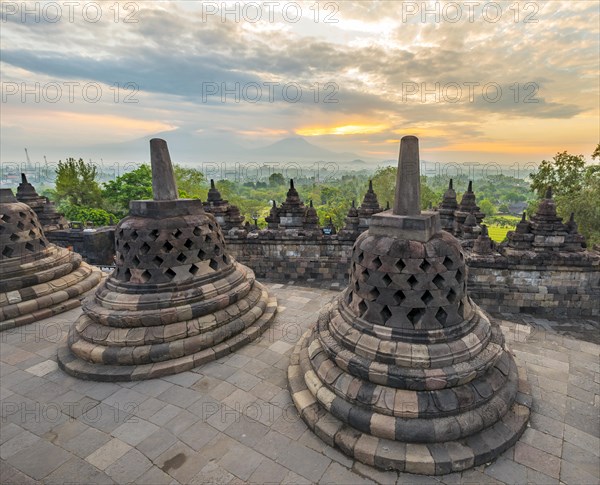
[530, 151, 586, 197]
[174, 165, 206, 199]
[55, 158, 102, 207]
[530, 145, 600, 245]
[269, 173, 285, 186]
[102, 164, 153, 217]
[478, 198, 497, 217]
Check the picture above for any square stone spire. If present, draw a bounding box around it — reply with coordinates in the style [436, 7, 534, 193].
[369, 136, 441, 241]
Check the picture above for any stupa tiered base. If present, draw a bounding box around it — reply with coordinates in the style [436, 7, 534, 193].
[58, 139, 276, 381]
[288, 136, 530, 474]
[0, 191, 102, 331]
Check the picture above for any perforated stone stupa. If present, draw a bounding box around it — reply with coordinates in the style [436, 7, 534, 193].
[288, 136, 531, 474]
[58, 139, 276, 381]
[0, 189, 102, 331]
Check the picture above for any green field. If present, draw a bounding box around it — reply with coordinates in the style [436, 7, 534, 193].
[487, 225, 511, 242]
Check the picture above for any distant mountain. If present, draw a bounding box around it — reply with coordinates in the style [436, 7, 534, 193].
[40, 130, 375, 166]
[248, 137, 364, 162]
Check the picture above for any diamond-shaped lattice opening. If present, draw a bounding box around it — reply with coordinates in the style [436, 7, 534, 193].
[117, 229, 124, 238]
[140, 242, 151, 254]
[118, 253, 125, 263]
[177, 252, 187, 263]
[24, 242, 34, 252]
[346, 291, 353, 305]
[9, 233, 19, 242]
[132, 256, 140, 267]
[396, 259, 406, 272]
[130, 230, 138, 240]
[29, 230, 35, 238]
[1, 214, 11, 222]
[164, 268, 176, 280]
[357, 251, 364, 263]
[407, 275, 418, 288]
[184, 239, 194, 250]
[358, 300, 368, 316]
[361, 267, 370, 281]
[193, 226, 202, 236]
[368, 287, 380, 301]
[433, 274, 445, 289]
[209, 259, 219, 271]
[19, 212, 26, 218]
[393, 290, 405, 304]
[458, 301, 465, 318]
[189, 264, 199, 276]
[153, 256, 164, 267]
[407, 307, 425, 325]
[420, 259, 431, 272]
[173, 228, 183, 238]
[380, 305, 392, 323]
[17, 221, 25, 230]
[214, 245, 222, 256]
[123, 242, 131, 252]
[436, 308, 448, 325]
[198, 249, 206, 259]
[443, 256, 453, 270]
[39, 239, 46, 247]
[140, 270, 151, 283]
[123, 268, 131, 281]
[372, 256, 382, 269]
[447, 288, 457, 303]
[456, 268, 464, 284]
[208, 223, 215, 231]
[382, 273, 392, 287]
[421, 290, 433, 305]
[222, 254, 228, 264]
[163, 241, 174, 252]
[149, 229, 160, 240]
[354, 280, 360, 292]
[2, 246, 14, 257]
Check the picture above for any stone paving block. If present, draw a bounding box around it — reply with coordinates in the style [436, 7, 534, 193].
[104, 448, 153, 483]
[518, 427, 563, 457]
[561, 441, 600, 479]
[6, 439, 71, 480]
[190, 460, 236, 484]
[62, 426, 112, 459]
[85, 438, 132, 471]
[226, 369, 262, 391]
[137, 465, 176, 485]
[274, 439, 332, 482]
[0, 429, 40, 459]
[164, 409, 201, 435]
[218, 442, 265, 480]
[0, 461, 41, 485]
[148, 402, 181, 426]
[560, 459, 600, 485]
[155, 441, 206, 484]
[224, 415, 270, 448]
[320, 462, 376, 484]
[43, 456, 114, 485]
[514, 441, 560, 479]
[179, 419, 220, 451]
[111, 417, 159, 446]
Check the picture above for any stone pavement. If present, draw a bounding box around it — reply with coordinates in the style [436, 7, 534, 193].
[1, 281, 598, 484]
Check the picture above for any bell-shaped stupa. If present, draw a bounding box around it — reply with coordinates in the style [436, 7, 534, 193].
[1, 190, 102, 330]
[288, 136, 530, 474]
[58, 139, 276, 380]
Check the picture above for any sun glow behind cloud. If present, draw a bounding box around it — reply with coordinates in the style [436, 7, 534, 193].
[0, 0, 598, 164]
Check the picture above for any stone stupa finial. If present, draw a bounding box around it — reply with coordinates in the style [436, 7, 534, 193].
[21, 173, 27, 184]
[449, 178, 453, 189]
[393, 135, 420, 216]
[467, 180, 473, 192]
[150, 138, 178, 201]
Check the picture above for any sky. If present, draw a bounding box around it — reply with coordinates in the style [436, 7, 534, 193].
[1, 0, 599, 169]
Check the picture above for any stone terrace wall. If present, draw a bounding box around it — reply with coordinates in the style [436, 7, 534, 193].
[466, 250, 600, 317]
[225, 234, 353, 283]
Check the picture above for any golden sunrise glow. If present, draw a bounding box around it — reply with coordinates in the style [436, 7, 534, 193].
[296, 124, 389, 136]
